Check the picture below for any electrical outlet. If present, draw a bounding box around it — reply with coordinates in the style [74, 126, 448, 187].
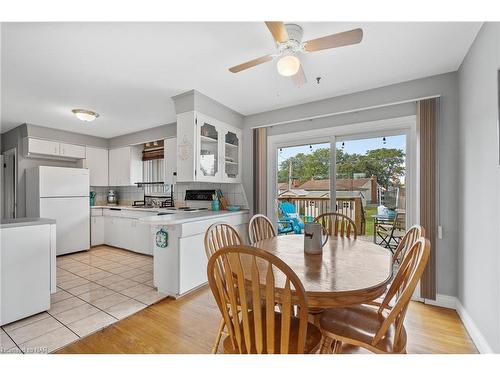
[438, 225, 443, 239]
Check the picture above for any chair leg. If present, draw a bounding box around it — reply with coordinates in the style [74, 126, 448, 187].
[211, 318, 226, 354]
[333, 340, 343, 354]
[320, 336, 334, 354]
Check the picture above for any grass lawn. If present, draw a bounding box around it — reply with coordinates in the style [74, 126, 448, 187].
[364, 206, 377, 237]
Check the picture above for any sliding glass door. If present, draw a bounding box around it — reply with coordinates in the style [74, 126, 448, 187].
[335, 134, 407, 244]
[275, 142, 331, 235]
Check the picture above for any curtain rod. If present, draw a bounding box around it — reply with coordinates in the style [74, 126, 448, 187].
[249, 94, 441, 129]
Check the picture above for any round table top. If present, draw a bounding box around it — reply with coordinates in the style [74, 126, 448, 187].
[253, 234, 393, 308]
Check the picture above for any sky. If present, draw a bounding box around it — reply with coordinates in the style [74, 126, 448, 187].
[277, 135, 406, 163]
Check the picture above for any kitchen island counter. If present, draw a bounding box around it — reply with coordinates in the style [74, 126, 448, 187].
[140, 209, 249, 298]
[0, 217, 56, 229]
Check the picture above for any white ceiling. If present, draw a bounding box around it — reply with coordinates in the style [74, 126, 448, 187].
[1, 22, 481, 138]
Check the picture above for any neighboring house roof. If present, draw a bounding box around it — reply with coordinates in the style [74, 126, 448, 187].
[298, 178, 373, 191]
[277, 182, 288, 191]
[278, 189, 309, 197]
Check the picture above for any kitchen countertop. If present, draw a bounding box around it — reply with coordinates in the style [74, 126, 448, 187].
[139, 209, 249, 225]
[0, 217, 57, 229]
[91, 205, 165, 212]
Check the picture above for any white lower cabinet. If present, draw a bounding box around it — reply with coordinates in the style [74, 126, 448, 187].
[93, 209, 153, 255]
[91, 216, 104, 246]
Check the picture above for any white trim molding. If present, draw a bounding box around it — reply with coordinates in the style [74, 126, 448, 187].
[424, 294, 494, 353]
[456, 299, 494, 354]
[424, 294, 457, 310]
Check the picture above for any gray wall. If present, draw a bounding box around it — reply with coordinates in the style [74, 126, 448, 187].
[458, 23, 500, 353]
[108, 123, 176, 149]
[0, 124, 103, 217]
[242, 72, 460, 298]
[172, 89, 244, 129]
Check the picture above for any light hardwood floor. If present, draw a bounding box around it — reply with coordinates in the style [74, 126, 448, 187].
[57, 285, 478, 354]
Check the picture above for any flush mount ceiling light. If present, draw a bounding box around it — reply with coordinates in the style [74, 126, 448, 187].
[72, 109, 99, 122]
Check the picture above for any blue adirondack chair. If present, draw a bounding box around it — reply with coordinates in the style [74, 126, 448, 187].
[279, 201, 305, 234]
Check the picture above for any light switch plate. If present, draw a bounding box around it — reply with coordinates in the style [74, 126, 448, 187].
[438, 225, 443, 239]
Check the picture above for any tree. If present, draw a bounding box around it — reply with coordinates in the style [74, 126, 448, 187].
[277, 147, 405, 189]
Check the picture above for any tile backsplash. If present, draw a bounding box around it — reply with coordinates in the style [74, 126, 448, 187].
[91, 183, 248, 208]
[175, 182, 249, 209]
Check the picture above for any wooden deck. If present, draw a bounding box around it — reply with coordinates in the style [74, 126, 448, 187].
[57, 286, 477, 354]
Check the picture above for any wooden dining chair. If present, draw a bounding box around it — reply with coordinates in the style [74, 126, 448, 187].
[207, 245, 322, 354]
[392, 224, 425, 265]
[204, 222, 242, 353]
[314, 212, 357, 239]
[319, 237, 430, 354]
[248, 214, 277, 244]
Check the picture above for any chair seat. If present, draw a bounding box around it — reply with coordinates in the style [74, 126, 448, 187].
[223, 310, 322, 354]
[320, 304, 407, 353]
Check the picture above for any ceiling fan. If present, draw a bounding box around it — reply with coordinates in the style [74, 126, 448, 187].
[228, 22, 363, 87]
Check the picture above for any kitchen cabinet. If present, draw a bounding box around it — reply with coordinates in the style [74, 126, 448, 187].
[1, 221, 55, 325]
[23, 137, 86, 160]
[99, 209, 153, 255]
[164, 137, 177, 185]
[91, 208, 104, 247]
[176, 111, 242, 183]
[222, 127, 242, 183]
[108, 146, 143, 186]
[84, 147, 109, 186]
[59, 143, 86, 159]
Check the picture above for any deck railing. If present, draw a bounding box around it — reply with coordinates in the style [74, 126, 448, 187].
[277, 196, 366, 235]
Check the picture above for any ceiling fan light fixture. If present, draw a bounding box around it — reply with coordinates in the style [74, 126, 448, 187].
[277, 54, 300, 77]
[72, 109, 99, 122]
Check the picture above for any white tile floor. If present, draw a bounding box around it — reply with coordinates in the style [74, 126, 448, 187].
[1, 246, 167, 354]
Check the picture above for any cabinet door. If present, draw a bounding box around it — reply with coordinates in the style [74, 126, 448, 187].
[196, 115, 222, 182]
[164, 138, 177, 185]
[91, 216, 104, 246]
[60, 143, 86, 159]
[27, 138, 60, 156]
[222, 127, 242, 183]
[85, 147, 109, 186]
[109, 147, 130, 186]
[132, 220, 153, 255]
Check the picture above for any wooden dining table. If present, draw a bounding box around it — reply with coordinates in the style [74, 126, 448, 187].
[253, 234, 393, 309]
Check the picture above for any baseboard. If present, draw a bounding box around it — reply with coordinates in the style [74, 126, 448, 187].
[423, 294, 457, 309]
[455, 300, 494, 354]
[422, 294, 493, 353]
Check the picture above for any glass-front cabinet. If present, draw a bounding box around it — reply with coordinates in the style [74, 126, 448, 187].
[223, 128, 242, 182]
[198, 121, 220, 181]
[176, 111, 242, 183]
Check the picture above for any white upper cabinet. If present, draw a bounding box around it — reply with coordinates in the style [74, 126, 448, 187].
[176, 111, 242, 183]
[108, 146, 143, 186]
[84, 147, 109, 186]
[222, 127, 242, 183]
[23, 137, 85, 160]
[164, 137, 177, 185]
[59, 143, 86, 159]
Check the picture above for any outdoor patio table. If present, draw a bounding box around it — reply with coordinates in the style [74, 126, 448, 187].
[252, 234, 392, 309]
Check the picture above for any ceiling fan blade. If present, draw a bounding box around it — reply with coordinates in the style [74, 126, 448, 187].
[265, 21, 289, 44]
[228, 54, 273, 73]
[291, 64, 307, 87]
[304, 28, 363, 52]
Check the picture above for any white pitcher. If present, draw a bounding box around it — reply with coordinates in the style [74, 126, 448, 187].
[304, 223, 329, 255]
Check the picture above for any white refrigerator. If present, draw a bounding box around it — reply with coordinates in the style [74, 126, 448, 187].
[26, 166, 90, 255]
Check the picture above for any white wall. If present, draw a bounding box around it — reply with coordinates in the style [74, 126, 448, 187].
[458, 23, 500, 353]
[242, 72, 460, 298]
